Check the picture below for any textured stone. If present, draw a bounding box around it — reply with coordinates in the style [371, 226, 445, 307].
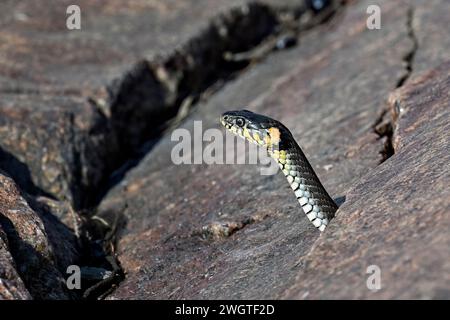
[0, 95, 118, 211]
[101, 0, 418, 299]
[0, 172, 80, 299]
[0, 225, 32, 300]
[411, 0, 450, 73]
[0, 0, 300, 94]
[283, 61, 450, 300]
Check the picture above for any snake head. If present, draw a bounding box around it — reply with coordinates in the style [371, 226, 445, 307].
[220, 110, 292, 149]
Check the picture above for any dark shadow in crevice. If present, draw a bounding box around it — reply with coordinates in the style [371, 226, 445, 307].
[334, 195, 346, 207]
[373, 110, 395, 163]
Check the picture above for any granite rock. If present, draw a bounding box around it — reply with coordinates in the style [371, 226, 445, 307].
[0, 172, 80, 299]
[0, 225, 31, 300]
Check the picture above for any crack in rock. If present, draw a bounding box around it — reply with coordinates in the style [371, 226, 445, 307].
[373, 110, 395, 163]
[396, 6, 418, 88]
[374, 5, 419, 164]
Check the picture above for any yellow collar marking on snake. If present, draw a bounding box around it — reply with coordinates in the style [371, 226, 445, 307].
[268, 127, 281, 145]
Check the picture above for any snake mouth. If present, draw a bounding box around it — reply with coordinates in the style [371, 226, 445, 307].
[220, 117, 246, 140]
[220, 112, 260, 144]
[220, 115, 233, 130]
[221, 121, 232, 130]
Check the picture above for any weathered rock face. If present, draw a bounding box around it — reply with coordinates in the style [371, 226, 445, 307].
[411, 0, 450, 74]
[0, 0, 301, 93]
[283, 61, 450, 299]
[0, 96, 118, 212]
[97, 0, 449, 299]
[0, 172, 80, 299]
[0, 225, 31, 300]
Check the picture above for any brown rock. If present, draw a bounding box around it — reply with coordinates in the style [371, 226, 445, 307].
[0, 225, 32, 300]
[0, 172, 80, 299]
[0, 0, 300, 94]
[101, 0, 418, 299]
[0, 95, 118, 211]
[411, 0, 450, 74]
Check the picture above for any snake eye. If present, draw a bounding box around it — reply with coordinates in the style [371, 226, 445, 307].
[235, 117, 245, 127]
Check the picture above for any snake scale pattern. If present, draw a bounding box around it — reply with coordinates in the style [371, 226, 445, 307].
[221, 110, 337, 231]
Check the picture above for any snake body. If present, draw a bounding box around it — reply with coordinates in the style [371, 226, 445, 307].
[220, 110, 337, 231]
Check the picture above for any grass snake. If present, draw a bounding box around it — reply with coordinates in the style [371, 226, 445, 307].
[220, 110, 337, 231]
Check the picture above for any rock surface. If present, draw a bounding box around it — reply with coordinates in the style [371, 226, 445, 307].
[0, 172, 80, 299]
[411, 0, 450, 74]
[0, 0, 297, 93]
[96, 0, 449, 299]
[0, 95, 117, 212]
[0, 225, 31, 300]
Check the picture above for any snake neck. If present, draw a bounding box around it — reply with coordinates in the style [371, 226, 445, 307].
[268, 142, 337, 232]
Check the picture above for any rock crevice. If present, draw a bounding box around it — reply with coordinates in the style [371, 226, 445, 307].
[372, 4, 419, 163]
[396, 6, 418, 88]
